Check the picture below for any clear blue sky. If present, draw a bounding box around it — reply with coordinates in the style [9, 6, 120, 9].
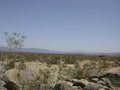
[0, 0, 120, 52]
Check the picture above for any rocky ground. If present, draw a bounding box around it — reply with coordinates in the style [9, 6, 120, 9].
[0, 59, 120, 90]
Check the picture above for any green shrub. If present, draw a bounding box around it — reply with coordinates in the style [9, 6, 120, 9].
[5, 60, 15, 70]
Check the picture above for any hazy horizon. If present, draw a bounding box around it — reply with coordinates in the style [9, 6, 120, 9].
[0, 0, 120, 53]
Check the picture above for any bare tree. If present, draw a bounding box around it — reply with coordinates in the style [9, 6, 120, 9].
[4, 32, 26, 52]
[4, 32, 26, 69]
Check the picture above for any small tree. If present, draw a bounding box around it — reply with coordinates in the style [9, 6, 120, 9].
[4, 32, 26, 69]
[4, 32, 26, 52]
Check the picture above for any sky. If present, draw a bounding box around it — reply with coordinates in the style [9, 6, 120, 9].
[0, 0, 120, 53]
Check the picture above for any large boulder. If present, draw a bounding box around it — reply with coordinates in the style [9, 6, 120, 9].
[102, 73, 120, 87]
[71, 79, 89, 88]
[52, 83, 73, 90]
[3, 81, 19, 90]
[0, 80, 7, 90]
[64, 78, 111, 90]
[90, 71, 107, 79]
[83, 82, 109, 90]
[90, 72, 120, 87]
[98, 78, 113, 89]
[2, 68, 36, 90]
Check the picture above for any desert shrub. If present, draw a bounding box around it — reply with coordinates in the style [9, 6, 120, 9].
[16, 66, 36, 90]
[98, 60, 115, 70]
[57, 60, 70, 81]
[70, 60, 101, 79]
[38, 68, 58, 89]
[82, 63, 95, 78]
[61, 66, 78, 79]
[0, 62, 6, 79]
[72, 60, 83, 79]
[5, 59, 15, 70]
[17, 61, 26, 69]
[24, 64, 59, 90]
[1, 51, 120, 64]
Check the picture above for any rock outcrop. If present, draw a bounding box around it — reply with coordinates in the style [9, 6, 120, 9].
[53, 72, 120, 90]
[2, 68, 36, 90]
[0, 80, 7, 90]
[1, 61, 120, 90]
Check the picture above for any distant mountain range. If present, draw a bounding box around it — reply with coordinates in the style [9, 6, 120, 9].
[0, 46, 120, 56]
[0, 47, 57, 53]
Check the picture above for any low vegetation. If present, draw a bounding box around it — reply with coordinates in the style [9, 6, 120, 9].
[0, 32, 120, 90]
[0, 52, 120, 90]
